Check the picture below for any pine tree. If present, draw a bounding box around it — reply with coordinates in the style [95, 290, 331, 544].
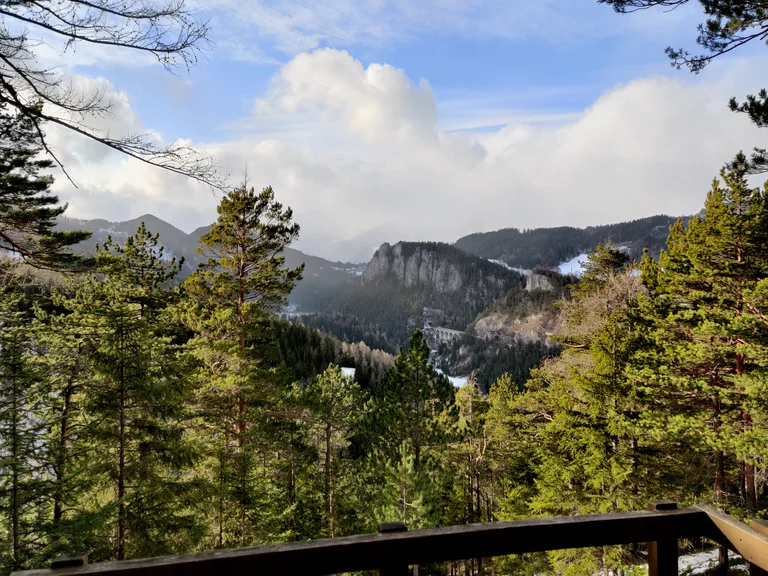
[299, 365, 366, 537]
[365, 330, 457, 469]
[373, 441, 432, 529]
[48, 224, 201, 561]
[491, 243, 657, 575]
[631, 158, 768, 514]
[0, 280, 50, 573]
[178, 181, 303, 547]
[452, 380, 491, 527]
[0, 104, 90, 269]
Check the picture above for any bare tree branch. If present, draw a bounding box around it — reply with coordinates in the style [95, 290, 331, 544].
[0, 0, 225, 188]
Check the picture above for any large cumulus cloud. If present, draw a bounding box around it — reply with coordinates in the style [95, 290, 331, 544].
[50, 49, 768, 256]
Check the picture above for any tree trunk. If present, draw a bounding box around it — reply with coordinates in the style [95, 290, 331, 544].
[713, 393, 727, 504]
[715, 450, 726, 504]
[54, 383, 72, 525]
[746, 460, 757, 512]
[218, 451, 224, 549]
[236, 392, 246, 447]
[325, 422, 334, 537]
[11, 370, 20, 571]
[118, 373, 126, 561]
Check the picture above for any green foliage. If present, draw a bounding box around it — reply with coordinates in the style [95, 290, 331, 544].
[0, 105, 90, 269]
[455, 215, 679, 269]
[44, 223, 202, 561]
[176, 182, 304, 548]
[304, 242, 524, 353]
[297, 366, 367, 537]
[272, 319, 392, 389]
[372, 441, 432, 529]
[365, 330, 457, 467]
[630, 159, 768, 513]
[6, 158, 768, 576]
[438, 334, 556, 393]
[0, 280, 50, 573]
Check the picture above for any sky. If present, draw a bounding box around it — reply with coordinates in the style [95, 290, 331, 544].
[33, 0, 768, 255]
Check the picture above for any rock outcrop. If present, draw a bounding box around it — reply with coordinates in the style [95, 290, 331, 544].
[473, 311, 561, 345]
[362, 242, 511, 297]
[525, 273, 555, 292]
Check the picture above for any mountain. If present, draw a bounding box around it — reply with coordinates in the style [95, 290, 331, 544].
[55, 216, 364, 308]
[301, 241, 525, 353]
[57, 214, 196, 270]
[454, 215, 683, 270]
[362, 241, 518, 302]
[54, 212, 686, 390]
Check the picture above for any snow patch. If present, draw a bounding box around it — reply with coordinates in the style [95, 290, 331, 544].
[558, 253, 589, 276]
[488, 259, 532, 276]
[340, 367, 355, 378]
[435, 368, 468, 388]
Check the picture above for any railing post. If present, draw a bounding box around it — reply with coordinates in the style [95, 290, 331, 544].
[51, 554, 88, 569]
[378, 521, 409, 576]
[647, 500, 678, 576]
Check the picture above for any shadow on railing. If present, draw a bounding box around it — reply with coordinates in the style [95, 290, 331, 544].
[11, 501, 768, 576]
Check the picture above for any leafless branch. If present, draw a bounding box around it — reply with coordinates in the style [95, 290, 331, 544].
[0, 0, 225, 188]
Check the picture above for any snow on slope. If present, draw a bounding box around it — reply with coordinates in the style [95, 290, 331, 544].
[558, 253, 589, 277]
[487, 259, 532, 276]
[435, 369, 468, 388]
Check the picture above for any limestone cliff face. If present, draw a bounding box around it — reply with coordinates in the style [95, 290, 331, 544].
[525, 273, 555, 292]
[474, 311, 561, 345]
[362, 242, 508, 297]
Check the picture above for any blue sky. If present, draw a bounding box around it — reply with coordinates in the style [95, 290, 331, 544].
[74, 1, 703, 139]
[42, 0, 768, 259]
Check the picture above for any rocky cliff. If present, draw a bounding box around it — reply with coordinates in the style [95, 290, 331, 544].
[474, 311, 561, 345]
[525, 273, 555, 292]
[362, 241, 516, 298]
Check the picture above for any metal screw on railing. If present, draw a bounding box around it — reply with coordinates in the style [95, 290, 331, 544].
[647, 500, 678, 576]
[51, 554, 88, 569]
[378, 521, 410, 576]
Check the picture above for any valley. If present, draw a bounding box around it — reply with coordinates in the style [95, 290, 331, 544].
[56, 213, 683, 391]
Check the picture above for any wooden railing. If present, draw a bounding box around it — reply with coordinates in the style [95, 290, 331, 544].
[11, 501, 768, 576]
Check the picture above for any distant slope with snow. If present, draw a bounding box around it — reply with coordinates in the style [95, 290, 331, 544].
[456, 214, 681, 270]
[558, 253, 589, 277]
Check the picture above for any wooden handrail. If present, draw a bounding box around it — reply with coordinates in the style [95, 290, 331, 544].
[13, 506, 709, 576]
[696, 505, 768, 573]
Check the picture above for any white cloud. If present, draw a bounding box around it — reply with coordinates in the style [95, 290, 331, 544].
[49, 49, 768, 259]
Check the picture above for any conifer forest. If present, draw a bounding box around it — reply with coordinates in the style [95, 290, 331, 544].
[4, 0, 768, 575]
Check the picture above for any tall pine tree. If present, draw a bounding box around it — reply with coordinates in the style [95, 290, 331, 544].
[178, 182, 303, 547]
[0, 104, 89, 269]
[48, 224, 201, 561]
[632, 156, 768, 514]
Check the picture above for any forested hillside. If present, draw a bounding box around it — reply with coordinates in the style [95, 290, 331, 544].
[455, 214, 682, 269]
[301, 241, 525, 354]
[56, 217, 364, 310]
[5, 97, 768, 576]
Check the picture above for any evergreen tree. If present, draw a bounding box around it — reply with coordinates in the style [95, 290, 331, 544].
[49, 224, 201, 561]
[490, 244, 657, 574]
[178, 182, 303, 547]
[299, 365, 366, 537]
[0, 105, 90, 269]
[631, 159, 768, 514]
[373, 440, 432, 529]
[0, 280, 49, 572]
[366, 330, 457, 469]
